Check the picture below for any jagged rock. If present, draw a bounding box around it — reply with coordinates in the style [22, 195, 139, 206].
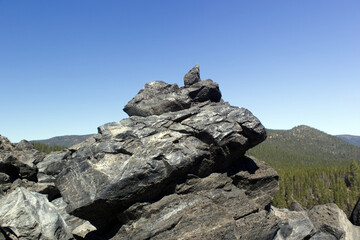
[112, 156, 278, 239]
[0, 187, 73, 240]
[123, 79, 221, 117]
[309, 231, 338, 240]
[289, 200, 307, 212]
[52, 197, 97, 239]
[37, 150, 71, 183]
[271, 207, 315, 240]
[15, 140, 35, 151]
[0, 138, 45, 182]
[184, 64, 200, 86]
[0, 136, 14, 151]
[0, 173, 10, 184]
[235, 210, 280, 240]
[56, 99, 266, 230]
[350, 198, 360, 226]
[308, 203, 360, 240]
[231, 157, 279, 208]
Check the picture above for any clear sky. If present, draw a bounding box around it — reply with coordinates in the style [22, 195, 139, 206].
[1, 0, 359, 143]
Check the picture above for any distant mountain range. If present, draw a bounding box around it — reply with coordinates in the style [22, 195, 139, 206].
[31, 134, 95, 147]
[336, 135, 360, 147]
[248, 125, 360, 169]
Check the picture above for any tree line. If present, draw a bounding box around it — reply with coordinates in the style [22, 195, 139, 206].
[272, 160, 360, 216]
[31, 142, 67, 154]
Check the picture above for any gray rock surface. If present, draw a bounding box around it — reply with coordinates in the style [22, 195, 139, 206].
[52, 197, 97, 239]
[37, 150, 71, 183]
[112, 156, 278, 240]
[289, 200, 307, 212]
[184, 64, 200, 86]
[272, 207, 315, 240]
[350, 198, 360, 226]
[123, 79, 221, 117]
[0, 137, 45, 182]
[56, 100, 267, 229]
[308, 203, 360, 240]
[0, 187, 72, 240]
[3, 66, 360, 239]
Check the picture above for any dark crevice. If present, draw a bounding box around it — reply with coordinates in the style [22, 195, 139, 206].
[233, 208, 259, 221]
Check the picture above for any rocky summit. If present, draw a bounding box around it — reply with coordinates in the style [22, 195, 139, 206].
[1, 65, 360, 239]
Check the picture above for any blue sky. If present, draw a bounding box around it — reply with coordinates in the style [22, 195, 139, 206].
[1, 0, 359, 142]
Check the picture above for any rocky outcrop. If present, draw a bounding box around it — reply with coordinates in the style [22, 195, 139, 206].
[308, 203, 360, 240]
[184, 64, 200, 86]
[56, 101, 267, 229]
[1, 66, 360, 239]
[0, 187, 72, 240]
[0, 138, 45, 183]
[113, 156, 278, 239]
[350, 198, 360, 226]
[52, 197, 97, 239]
[123, 66, 221, 117]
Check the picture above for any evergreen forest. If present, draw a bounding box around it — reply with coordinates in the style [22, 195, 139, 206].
[248, 125, 360, 216]
[31, 142, 67, 154]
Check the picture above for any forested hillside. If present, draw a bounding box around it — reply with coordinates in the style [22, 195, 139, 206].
[31, 142, 67, 153]
[31, 134, 94, 147]
[248, 125, 360, 216]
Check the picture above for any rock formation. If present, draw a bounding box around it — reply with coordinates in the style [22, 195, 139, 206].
[1, 65, 360, 239]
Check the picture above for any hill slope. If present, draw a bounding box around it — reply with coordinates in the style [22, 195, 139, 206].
[337, 135, 360, 147]
[31, 134, 95, 147]
[248, 125, 360, 169]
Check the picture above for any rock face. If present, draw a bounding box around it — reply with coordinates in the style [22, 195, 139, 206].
[350, 198, 360, 226]
[56, 101, 267, 229]
[0, 138, 45, 183]
[1, 66, 360, 239]
[0, 187, 72, 240]
[184, 64, 201, 86]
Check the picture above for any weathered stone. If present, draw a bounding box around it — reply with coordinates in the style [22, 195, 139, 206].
[0, 173, 10, 184]
[309, 231, 338, 240]
[308, 203, 360, 240]
[15, 140, 35, 151]
[112, 156, 278, 239]
[184, 64, 201, 86]
[0, 136, 14, 151]
[123, 68, 221, 117]
[289, 199, 307, 212]
[0, 187, 73, 240]
[52, 197, 97, 239]
[350, 197, 360, 226]
[36, 150, 71, 183]
[235, 210, 280, 240]
[56, 101, 266, 230]
[272, 207, 315, 240]
[231, 156, 279, 208]
[0, 138, 45, 182]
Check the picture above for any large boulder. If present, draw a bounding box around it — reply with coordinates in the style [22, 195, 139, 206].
[112, 156, 279, 239]
[350, 198, 360, 226]
[184, 64, 201, 86]
[56, 102, 266, 230]
[0, 187, 73, 240]
[52, 197, 97, 239]
[271, 207, 315, 240]
[123, 79, 221, 117]
[0, 138, 45, 182]
[37, 150, 71, 183]
[308, 203, 360, 240]
[56, 68, 267, 231]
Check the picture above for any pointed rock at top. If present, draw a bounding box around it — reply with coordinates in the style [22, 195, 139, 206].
[184, 64, 200, 86]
